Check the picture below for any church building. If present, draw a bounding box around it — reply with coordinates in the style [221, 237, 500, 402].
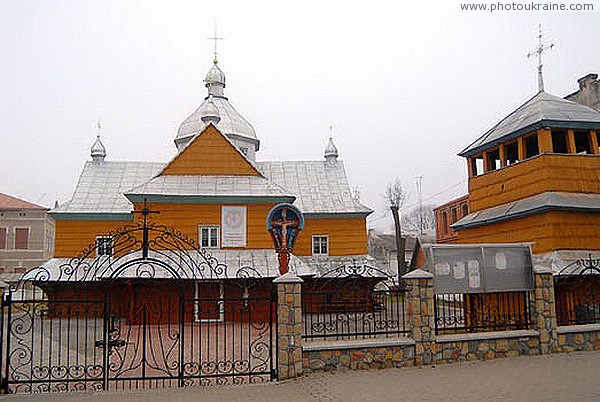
[30, 56, 375, 319]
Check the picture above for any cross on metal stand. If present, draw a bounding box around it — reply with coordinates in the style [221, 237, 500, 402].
[132, 198, 160, 259]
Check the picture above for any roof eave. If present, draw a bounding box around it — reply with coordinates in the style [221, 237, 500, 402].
[459, 119, 600, 158]
[125, 193, 296, 205]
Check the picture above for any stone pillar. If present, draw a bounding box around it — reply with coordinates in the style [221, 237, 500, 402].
[532, 267, 558, 354]
[403, 269, 435, 366]
[273, 272, 303, 380]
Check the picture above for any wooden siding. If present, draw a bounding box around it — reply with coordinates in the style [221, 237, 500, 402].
[294, 217, 368, 256]
[468, 154, 600, 212]
[160, 124, 262, 176]
[454, 211, 600, 254]
[54, 205, 368, 257]
[54, 220, 131, 257]
[133, 202, 274, 249]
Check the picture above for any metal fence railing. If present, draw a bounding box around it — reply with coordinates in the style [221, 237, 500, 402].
[301, 289, 409, 341]
[434, 291, 531, 335]
[555, 276, 600, 326]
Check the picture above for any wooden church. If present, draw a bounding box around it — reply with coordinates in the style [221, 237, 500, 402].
[25, 56, 378, 322]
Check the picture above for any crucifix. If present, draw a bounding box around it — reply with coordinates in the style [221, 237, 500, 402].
[132, 198, 160, 259]
[207, 22, 225, 64]
[267, 204, 304, 275]
[527, 23, 554, 93]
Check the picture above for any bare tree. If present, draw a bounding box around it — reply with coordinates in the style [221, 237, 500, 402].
[402, 204, 436, 235]
[384, 178, 407, 277]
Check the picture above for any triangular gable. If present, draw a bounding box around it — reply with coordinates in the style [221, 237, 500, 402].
[160, 124, 262, 177]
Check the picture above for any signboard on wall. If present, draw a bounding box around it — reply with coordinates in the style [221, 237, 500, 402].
[221, 206, 247, 247]
[423, 244, 534, 293]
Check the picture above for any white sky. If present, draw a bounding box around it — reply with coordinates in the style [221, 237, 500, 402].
[1, 0, 599, 232]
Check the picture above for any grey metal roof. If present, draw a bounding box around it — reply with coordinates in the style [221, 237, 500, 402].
[460, 91, 600, 157]
[53, 158, 371, 216]
[125, 174, 295, 199]
[176, 96, 258, 148]
[52, 161, 165, 214]
[452, 191, 600, 230]
[257, 160, 372, 215]
[26, 251, 315, 281]
[26, 253, 385, 282]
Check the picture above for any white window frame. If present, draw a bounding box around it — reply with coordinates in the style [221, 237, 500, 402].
[312, 235, 329, 256]
[194, 281, 225, 323]
[95, 236, 113, 257]
[199, 225, 220, 249]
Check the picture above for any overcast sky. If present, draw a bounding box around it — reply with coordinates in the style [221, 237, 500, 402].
[1, 0, 599, 231]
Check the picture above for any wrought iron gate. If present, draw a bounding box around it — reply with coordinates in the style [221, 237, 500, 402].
[0, 219, 277, 394]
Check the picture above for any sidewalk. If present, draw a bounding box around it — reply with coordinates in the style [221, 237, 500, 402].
[10, 351, 600, 401]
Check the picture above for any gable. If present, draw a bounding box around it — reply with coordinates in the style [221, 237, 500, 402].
[160, 124, 262, 177]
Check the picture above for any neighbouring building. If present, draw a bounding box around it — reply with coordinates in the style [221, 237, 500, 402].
[433, 195, 469, 243]
[565, 73, 600, 111]
[29, 56, 379, 321]
[0, 193, 54, 282]
[367, 229, 433, 274]
[439, 82, 600, 271]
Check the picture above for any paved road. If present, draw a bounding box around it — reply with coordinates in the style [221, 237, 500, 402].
[10, 351, 600, 401]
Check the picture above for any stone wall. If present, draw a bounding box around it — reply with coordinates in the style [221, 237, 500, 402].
[435, 331, 540, 364]
[303, 339, 415, 373]
[558, 325, 600, 352]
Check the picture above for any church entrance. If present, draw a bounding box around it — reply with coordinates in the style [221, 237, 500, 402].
[0, 219, 277, 394]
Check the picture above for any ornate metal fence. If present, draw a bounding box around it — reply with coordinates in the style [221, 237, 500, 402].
[0, 219, 277, 394]
[301, 263, 409, 340]
[554, 255, 600, 326]
[434, 291, 531, 335]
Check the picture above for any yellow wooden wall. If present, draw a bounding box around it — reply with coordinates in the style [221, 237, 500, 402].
[54, 220, 132, 257]
[454, 211, 600, 254]
[54, 204, 368, 257]
[161, 124, 261, 176]
[295, 217, 368, 256]
[468, 154, 600, 212]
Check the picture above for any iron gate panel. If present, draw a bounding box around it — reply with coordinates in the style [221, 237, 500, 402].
[0, 219, 278, 394]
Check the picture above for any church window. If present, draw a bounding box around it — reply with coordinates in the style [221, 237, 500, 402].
[15, 228, 29, 250]
[505, 142, 519, 165]
[312, 235, 329, 256]
[471, 155, 484, 176]
[199, 226, 219, 248]
[0, 228, 6, 249]
[487, 148, 501, 170]
[95, 236, 113, 256]
[551, 129, 568, 153]
[524, 135, 539, 158]
[575, 130, 592, 154]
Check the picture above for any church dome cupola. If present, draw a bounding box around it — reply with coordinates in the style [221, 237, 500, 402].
[324, 137, 339, 163]
[175, 58, 260, 160]
[91, 135, 106, 163]
[204, 57, 226, 97]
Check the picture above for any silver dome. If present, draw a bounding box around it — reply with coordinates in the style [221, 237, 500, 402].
[175, 60, 259, 155]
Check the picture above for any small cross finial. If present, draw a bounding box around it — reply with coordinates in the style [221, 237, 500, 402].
[329, 123, 333, 139]
[527, 23, 554, 93]
[207, 21, 225, 64]
[96, 118, 101, 138]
